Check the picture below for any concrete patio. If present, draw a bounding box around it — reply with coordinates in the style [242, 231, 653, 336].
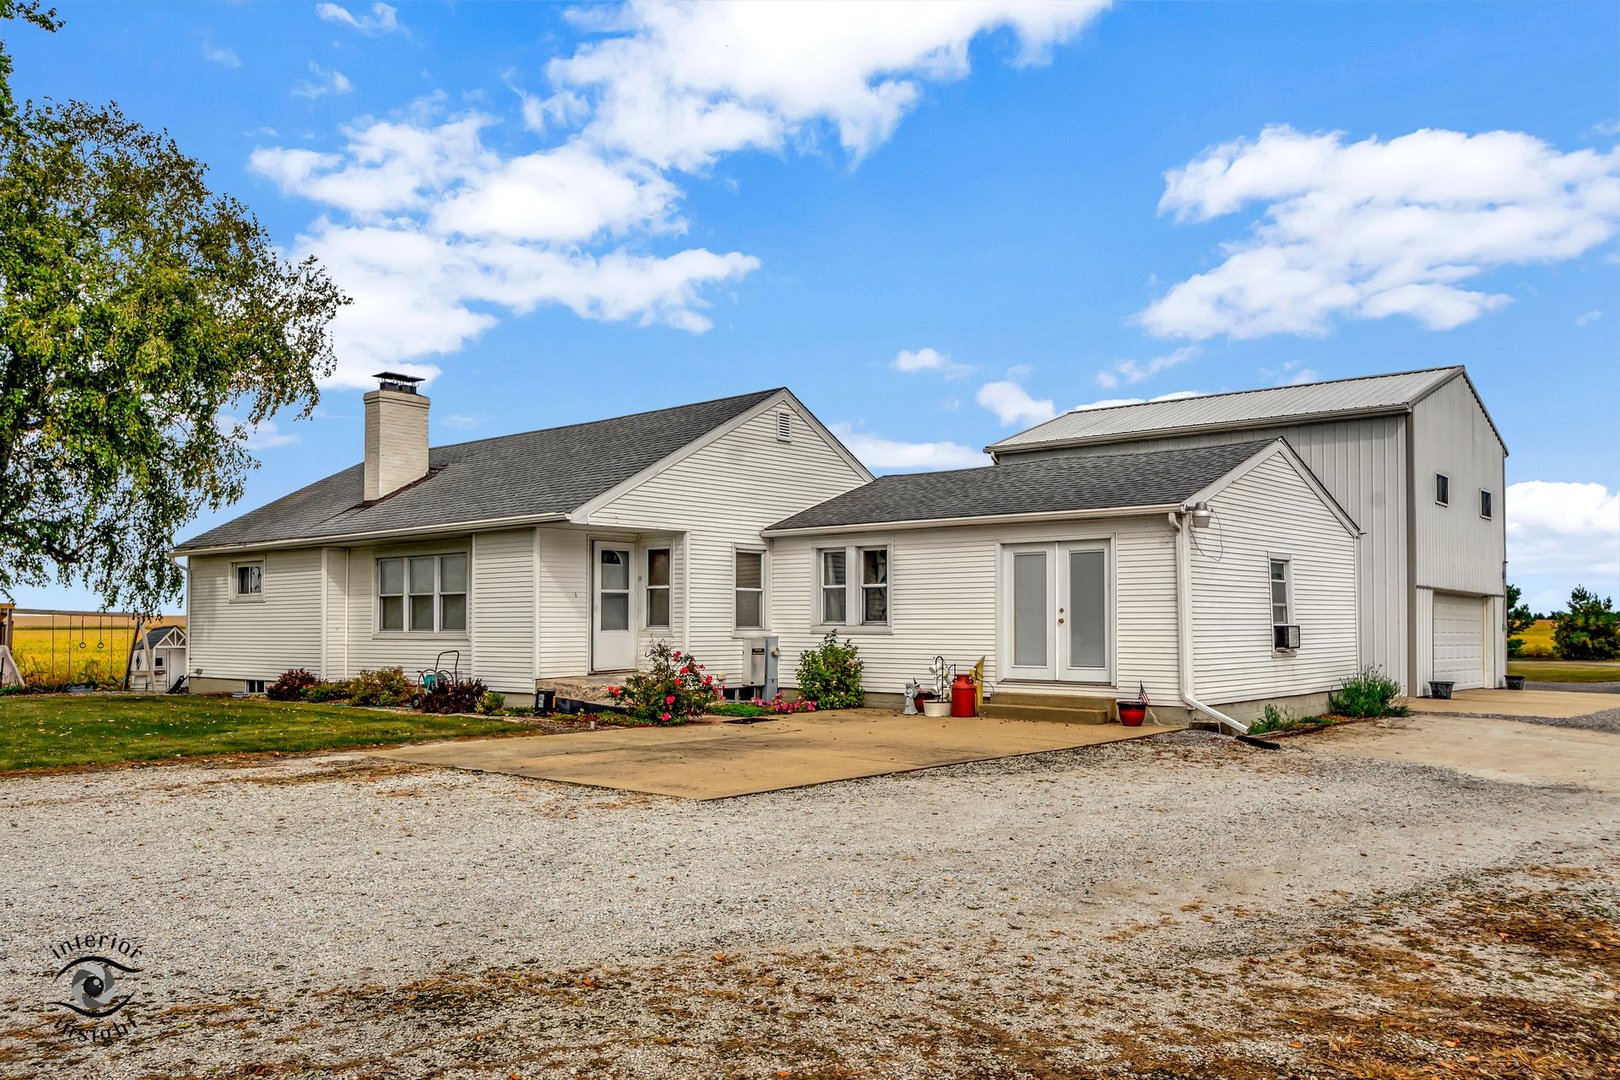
[1405, 687, 1613, 720]
[367, 709, 1182, 799]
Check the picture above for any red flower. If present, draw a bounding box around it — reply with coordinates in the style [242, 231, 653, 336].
[672, 650, 682, 659]
[665, 694, 676, 705]
[607, 686, 620, 696]
[660, 712, 671, 722]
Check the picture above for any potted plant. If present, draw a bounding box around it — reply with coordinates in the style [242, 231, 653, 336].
[1505, 674, 1526, 690]
[1116, 700, 1147, 726]
[1428, 680, 1454, 700]
[921, 693, 951, 717]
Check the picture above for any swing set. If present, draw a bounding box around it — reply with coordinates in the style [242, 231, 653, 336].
[1, 608, 143, 692]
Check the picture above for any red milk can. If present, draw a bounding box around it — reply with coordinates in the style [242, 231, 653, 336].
[950, 673, 977, 718]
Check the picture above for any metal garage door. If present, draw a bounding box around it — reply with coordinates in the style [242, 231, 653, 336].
[1433, 593, 1486, 690]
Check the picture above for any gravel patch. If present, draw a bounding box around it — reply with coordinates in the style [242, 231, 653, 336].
[1525, 679, 1620, 694]
[1431, 704, 1620, 734]
[1, 727, 1617, 1077]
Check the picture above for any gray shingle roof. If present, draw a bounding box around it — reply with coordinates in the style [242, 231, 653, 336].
[766, 440, 1273, 532]
[988, 366, 1464, 452]
[177, 389, 783, 552]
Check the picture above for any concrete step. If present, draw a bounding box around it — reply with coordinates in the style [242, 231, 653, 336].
[980, 703, 1114, 725]
[988, 691, 1120, 712]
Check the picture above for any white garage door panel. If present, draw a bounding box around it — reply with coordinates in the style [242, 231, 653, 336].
[1434, 593, 1485, 689]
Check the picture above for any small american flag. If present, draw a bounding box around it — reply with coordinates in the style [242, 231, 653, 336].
[1135, 681, 1151, 706]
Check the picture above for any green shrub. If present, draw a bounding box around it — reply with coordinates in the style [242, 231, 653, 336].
[1249, 703, 1298, 734]
[304, 681, 351, 703]
[1552, 586, 1620, 661]
[348, 667, 413, 708]
[415, 676, 488, 714]
[708, 700, 768, 718]
[477, 690, 505, 714]
[794, 630, 864, 709]
[267, 668, 318, 701]
[1328, 666, 1406, 718]
[1506, 637, 1525, 658]
[607, 642, 721, 724]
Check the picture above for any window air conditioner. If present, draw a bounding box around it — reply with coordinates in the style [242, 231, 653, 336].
[1273, 624, 1301, 650]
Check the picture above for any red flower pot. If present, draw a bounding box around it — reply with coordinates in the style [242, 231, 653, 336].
[1117, 702, 1147, 727]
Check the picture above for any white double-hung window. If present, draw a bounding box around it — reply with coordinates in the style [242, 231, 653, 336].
[817, 544, 890, 627]
[378, 553, 468, 633]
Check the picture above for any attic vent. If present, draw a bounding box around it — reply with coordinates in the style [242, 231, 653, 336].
[776, 411, 792, 442]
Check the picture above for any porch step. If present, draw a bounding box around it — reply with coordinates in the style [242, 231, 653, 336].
[981, 692, 1118, 725]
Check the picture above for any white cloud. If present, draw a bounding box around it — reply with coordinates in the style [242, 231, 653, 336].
[829, 423, 986, 471]
[1576, 308, 1603, 326]
[893, 346, 972, 379]
[251, 108, 759, 386]
[257, 5, 1109, 384]
[548, 0, 1107, 169]
[316, 2, 403, 36]
[1258, 359, 1320, 386]
[977, 378, 1055, 427]
[1096, 344, 1200, 386]
[216, 415, 300, 449]
[1507, 480, 1620, 580]
[440, 414, 485, 430]
[295, 62, 354, 99]
[1139, 125, 1620, 341]
[203, 43, 241, 69]
[1072, 390, 1203, 411]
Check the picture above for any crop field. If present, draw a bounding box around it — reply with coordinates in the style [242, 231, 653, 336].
[1517, 617, 1557, 655]
[7, 616, 184, 690]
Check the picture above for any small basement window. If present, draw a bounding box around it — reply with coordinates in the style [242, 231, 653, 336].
[245, 679, 266, 695]
[1480, 489, 1493, 520]
[1435, 473, 1450, 506]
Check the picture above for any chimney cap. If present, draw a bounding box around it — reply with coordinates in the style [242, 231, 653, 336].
[373, 371, 426, 394]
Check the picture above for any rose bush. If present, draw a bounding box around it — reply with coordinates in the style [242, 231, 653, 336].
[608, 642, 722, 725]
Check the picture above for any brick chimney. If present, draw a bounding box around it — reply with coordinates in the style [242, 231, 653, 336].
[364, 372, 430, 501]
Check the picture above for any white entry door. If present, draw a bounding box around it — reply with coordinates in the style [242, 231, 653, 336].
[592, 542, 636, 672]
[1002, 541, 1111, 684]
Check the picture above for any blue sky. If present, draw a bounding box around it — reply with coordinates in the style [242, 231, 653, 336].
[9, 0, 1618, 615]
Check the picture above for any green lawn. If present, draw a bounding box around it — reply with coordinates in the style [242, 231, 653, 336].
[0, 694, 524, 772]
[1507, 659, 1620, 684]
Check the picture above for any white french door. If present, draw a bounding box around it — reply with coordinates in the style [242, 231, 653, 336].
[591, 541, 636, 672]
[1001, 541, 1112, 684]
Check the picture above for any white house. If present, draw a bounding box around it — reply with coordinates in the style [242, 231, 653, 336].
[178, 374, 1368, 729]
[175, 376, 874, 702]
[985, 367, 1507, 696]
[765, 437, 1360, 725]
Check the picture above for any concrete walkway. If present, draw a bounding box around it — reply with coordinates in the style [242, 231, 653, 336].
[1405, 687, 1612, 720]
[1310, 713, 1620, 793]
[367, 709, 1181, 799]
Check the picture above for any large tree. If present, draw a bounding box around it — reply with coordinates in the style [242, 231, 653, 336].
[0, 6, 347, 613]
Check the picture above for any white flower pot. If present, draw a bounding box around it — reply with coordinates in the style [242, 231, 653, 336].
[921, 700, 951, 717]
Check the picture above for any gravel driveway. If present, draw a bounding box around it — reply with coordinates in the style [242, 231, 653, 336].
[2, 722, 1617, 1078]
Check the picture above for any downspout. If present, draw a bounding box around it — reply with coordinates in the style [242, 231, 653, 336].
[1170, 510, 1248, 735]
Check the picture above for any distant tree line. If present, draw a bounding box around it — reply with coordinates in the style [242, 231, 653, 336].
[1508, 583, 1620, 661]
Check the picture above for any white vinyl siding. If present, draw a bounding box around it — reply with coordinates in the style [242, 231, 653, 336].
[771, 516, 1181, 703]
[1189, 451, 1358, 703]
[468, 529, 536, 694]
[536, 527, 591, 678]
[187, 549, 324, 681]
[583, 398, 869, 686]
[994, 413, 1407, 691]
